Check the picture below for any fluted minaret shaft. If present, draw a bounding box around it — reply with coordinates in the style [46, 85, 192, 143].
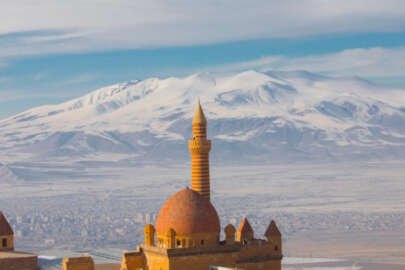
[188, 102, 211, 201]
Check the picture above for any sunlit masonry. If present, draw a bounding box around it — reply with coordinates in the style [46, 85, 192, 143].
[0, 103, 283, 270]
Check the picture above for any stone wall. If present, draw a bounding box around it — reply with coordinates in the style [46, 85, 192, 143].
[120, 250, 143, 270]
[0, 235, 14, 251]
[62, 256, 95, 270]
[0, 255, 37, 270]
[135, 241, 282, 270]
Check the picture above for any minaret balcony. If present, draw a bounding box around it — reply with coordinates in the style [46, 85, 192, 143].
[188, 139, 211, 153]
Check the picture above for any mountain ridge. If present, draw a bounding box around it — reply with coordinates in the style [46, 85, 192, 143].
[1, 70, 405, 164]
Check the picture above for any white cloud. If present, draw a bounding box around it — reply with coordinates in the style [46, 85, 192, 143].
[34, 72, 46, 81]
[210, 47, 405, 79]
[0, 0, 404, 57]
[62, 73, 99, 85]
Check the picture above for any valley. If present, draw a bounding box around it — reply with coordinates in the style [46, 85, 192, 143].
[1, 161, 404, 267]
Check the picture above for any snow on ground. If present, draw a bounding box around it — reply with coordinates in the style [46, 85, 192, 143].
[283, 257, 343, 264]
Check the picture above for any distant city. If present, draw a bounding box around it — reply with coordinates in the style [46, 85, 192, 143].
[2, 183, 404, 254]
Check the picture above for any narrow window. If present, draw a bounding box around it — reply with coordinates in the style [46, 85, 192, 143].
[2, 238, 7, 247]
[177, 240, 181, 247]
[275, 245, 278, 251]
[200, 240, 204, 246]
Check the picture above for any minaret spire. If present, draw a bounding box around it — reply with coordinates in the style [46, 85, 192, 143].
[189, 101, 211, 200]
[192, 100, 207, 129]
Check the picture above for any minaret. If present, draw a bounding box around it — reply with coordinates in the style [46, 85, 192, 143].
[188, 101, 212, 200]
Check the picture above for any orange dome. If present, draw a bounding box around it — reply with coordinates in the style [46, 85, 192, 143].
[155, 188, 220, 235]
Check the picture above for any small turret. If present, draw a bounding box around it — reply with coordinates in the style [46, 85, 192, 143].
[166, 228, 176, 249]
[265, 220, 281, 239]
[144, 224, 155, 246]
[237, 217, 254, 243]
[224, 224, 236, 244]
[0, 211, 14, 251]
[265, 220, 282, 253]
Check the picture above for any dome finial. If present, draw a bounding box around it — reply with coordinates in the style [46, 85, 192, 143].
[192, 99, 207, 124]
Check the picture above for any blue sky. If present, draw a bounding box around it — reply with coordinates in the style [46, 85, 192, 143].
[1, 0, 405, 119]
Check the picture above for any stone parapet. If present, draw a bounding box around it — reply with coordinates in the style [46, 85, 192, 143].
[188, 139, 211, 153]
[0, 253, 37, 270]
[142, 243, 241, 257]
[62, 256, 95, 270]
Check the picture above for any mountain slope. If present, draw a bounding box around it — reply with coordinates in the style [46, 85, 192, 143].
[0, 163, 21, 183]
[1, 70, 405, 163]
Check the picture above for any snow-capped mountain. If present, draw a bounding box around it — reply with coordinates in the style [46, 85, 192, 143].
[0, 163, 20, 183]
[1, 70, 405, 163]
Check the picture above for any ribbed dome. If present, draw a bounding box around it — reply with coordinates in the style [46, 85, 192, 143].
[155, 188, 220, 235]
